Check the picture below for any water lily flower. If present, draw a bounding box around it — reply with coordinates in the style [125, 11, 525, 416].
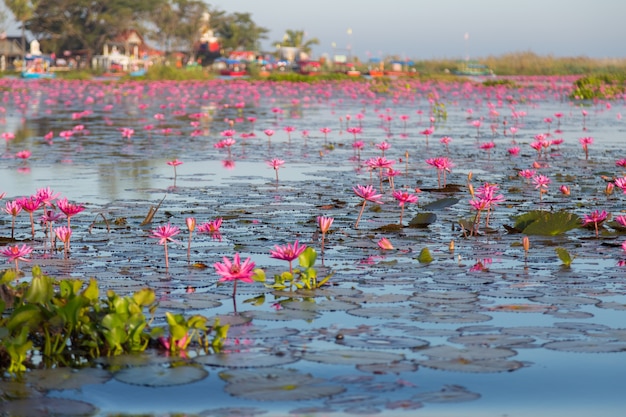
[214, 253, 256, 298]
[392, 190, 418, 225]
[54, 225, 72, 259]
[267, 158, 285, 181]
[532, 174, 551, 201]
[353, 184, 384, 229]
[582, 210, 608, 238]
[57, 198, 85, 229]
[579, 137, 593, 160]
[317, 216, 334, 254]
[0, 244, 32, 273]
[377, 237, 394, 250]
[150, 223, 180, 270]
[270, 240, 307, 274]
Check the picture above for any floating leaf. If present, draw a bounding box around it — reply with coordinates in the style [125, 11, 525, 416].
[543, 340, 626, 353]
[408, 212, 437, 228]
[417, 247, 433, 263]
[220, 368, 345, 401]
[302, 349, 404, 365]
[421, 197, 459, 211]
[0, 398, 97, 417]
[25, 367, 112, 391]
[412, 384, 481, 403]
[513, 210, 581, 236]
[194, 349, 299, 368]
[114, 364, 208, 387]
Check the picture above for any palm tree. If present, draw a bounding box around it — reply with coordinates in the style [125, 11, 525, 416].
[277, 29, 319, 56]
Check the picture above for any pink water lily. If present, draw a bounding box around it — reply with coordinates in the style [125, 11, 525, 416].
[0, 244, 32, 273]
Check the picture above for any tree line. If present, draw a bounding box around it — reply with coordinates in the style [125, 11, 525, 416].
[2, 0, 318, 65]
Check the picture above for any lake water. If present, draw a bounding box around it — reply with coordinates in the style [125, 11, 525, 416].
[1, 76, 626, 417]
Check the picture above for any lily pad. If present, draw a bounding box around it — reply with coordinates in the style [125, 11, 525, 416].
[302, 349, 405, 365]
[194, 349, 299, 368]
[412, 384, 481, 403]
[420, 358, 524, 373]
[408, 212, 437, 228]
[0, 398, 97, 417]
[114, 364, 208, 386]
[513, 210, 581, 236]
[421, 197, 460, 211]
[25, 367, 112, 391]
[220, 368, 345, 401]
[336, 335, 429, 350]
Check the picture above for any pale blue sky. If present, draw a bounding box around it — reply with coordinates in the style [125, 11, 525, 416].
[214, 0, 626, 60]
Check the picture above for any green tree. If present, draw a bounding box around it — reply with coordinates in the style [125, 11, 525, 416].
[24, 0, 159, 65]
[276, 29, 319, 56]
[171, 0, 208, 61]
[4, 0, 39, 63]
[211, 11, 268, 55]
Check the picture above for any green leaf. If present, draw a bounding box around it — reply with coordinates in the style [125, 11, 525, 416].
[244, 294, 266, 306]
[555, 247, 574, 267]
[408, 212, 437, 228]
[417, 247, 434, 263]
[24, 270, 53, 305]
[421, 197, 459, 211]
[133, 288, 156, 307]
[515, 211, 581, 236]
[81, 278, 99, 303]
[1, 269, 18, 285]
[252, 268, 266, 282]
[298, 247, 317, 269]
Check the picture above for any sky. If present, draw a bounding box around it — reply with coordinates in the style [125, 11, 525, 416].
[213, 0, 626, 60]
[1, 0, 624, 60]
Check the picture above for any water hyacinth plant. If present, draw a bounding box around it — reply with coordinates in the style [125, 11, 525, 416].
[0, 266, 228, 373]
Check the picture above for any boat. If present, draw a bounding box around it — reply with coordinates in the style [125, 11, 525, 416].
[21, 55, 56, 79]
[129, 68, 147, 77]
[216, 58, 247, 77]
[295, 60, 321, 75]
[453, 60, 494, 76]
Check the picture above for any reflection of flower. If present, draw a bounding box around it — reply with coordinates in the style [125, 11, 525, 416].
[222, 159, 235, 169]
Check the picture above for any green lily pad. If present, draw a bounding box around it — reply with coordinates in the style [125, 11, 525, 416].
[25, 367, 112, 391]
[194, 349, 299, 368]
[421, 197, 460, 211]
[302, 349, 405, 365]
[114, 364, 208, 386]
[513, 210, 581, 235]
[0, 398, 97, 417]
[408, 212, 437, 228]
[220, 368, 345, 401]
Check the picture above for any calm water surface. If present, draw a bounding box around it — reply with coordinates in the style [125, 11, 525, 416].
[1, 77, 626, 417]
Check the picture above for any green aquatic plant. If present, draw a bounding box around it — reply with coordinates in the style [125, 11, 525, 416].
[0, 266, 228, 374]
[263, 247, 332, 291]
